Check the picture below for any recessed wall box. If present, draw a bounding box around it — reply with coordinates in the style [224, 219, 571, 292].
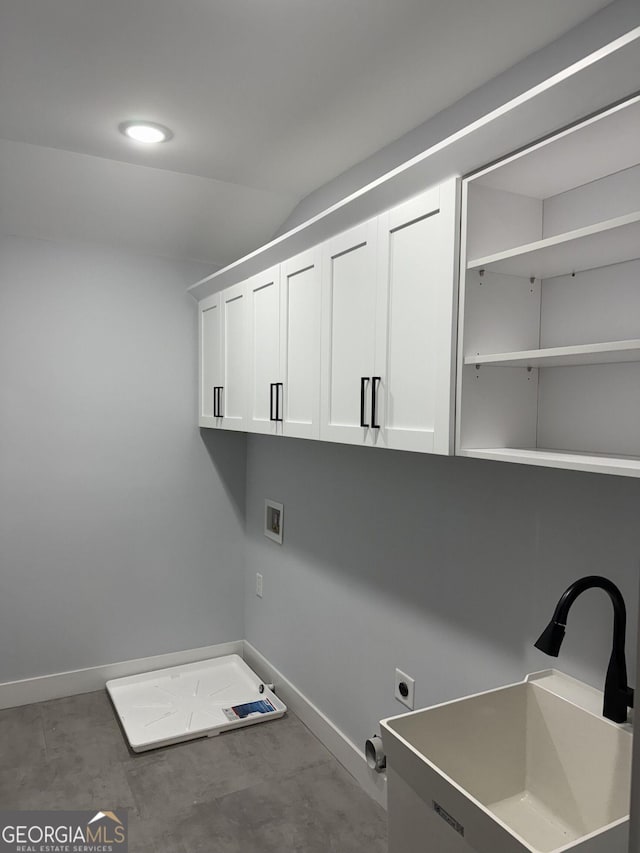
[264, 499, 283, 544]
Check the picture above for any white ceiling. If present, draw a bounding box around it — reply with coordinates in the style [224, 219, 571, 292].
[0, 0, 612, 267]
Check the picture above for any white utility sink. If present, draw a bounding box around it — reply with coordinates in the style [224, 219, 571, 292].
[380, 671, 632, 853]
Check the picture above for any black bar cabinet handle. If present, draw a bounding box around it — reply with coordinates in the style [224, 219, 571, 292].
[360, 377, 370, 428]
[270, 383, 276, 421]
[276, 383, 284, 423]
[213, 386, 223, 418]
[218, 387, 224, 418]
[371, 377, 381, 428]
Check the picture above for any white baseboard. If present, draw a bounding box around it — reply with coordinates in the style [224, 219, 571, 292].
[0, 640, 244, 710]
[243, 640, 387, 809]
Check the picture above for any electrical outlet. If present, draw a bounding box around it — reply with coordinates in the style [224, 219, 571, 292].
[394, 668, 415, 710]
[256, 573, 263, 598]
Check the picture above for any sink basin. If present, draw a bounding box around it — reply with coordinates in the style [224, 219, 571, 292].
[380, 671, 632, 853]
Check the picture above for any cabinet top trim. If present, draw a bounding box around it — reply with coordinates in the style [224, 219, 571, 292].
[188, 27, 640, 301]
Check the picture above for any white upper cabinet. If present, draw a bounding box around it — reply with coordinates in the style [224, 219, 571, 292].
[199, 177, 461, 456]
[247, 265, 282, 435]
[218, 280, 248, 431]
[457, 94, 640, 477]
[319, 179, 460, 453]
[374, 180, 460, 454]
[198, 292, 222, 429]
[246, 252, 323, 438]
[320, 219, 379, 445]
[199, 282, 248, 431]
[280, 248, 322, 439]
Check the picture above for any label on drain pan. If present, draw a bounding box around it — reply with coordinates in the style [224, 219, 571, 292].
[433, 801, 465, 836]
[222, 698, 276, 721]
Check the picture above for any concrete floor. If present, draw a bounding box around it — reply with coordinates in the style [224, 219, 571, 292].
[0, 690, 387, 852]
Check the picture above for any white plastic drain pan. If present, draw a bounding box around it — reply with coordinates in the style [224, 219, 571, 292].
[106, 654, 286, 752]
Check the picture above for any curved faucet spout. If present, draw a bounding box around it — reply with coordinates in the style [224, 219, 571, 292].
[534, 575, 634, 724]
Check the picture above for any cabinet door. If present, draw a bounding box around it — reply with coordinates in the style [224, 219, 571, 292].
[374, 179, 460, 454]
[320, 219, 378, 445]
[198, 293, 222, 429]
[220, 281, 248, 431]
[280, 248, 322, 439]
[247, 266, 281, 435]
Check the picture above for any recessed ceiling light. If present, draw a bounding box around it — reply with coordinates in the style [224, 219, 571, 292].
[119, 121, 173, 144]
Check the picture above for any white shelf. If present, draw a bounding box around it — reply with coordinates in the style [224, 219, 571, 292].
[467, 212, 640, 279]
[461, 447, 640, 478]
[465, 339, 640, 369]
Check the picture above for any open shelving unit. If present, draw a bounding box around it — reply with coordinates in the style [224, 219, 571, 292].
[456, 93, 640, 478]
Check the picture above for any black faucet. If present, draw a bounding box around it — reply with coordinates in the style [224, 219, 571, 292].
[534, 575, 634, 724]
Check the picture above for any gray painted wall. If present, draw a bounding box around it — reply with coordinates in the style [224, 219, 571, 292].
[275, 0, 640, 236]
[244, 434, 640, 752]
[0, 235, 246, 682]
